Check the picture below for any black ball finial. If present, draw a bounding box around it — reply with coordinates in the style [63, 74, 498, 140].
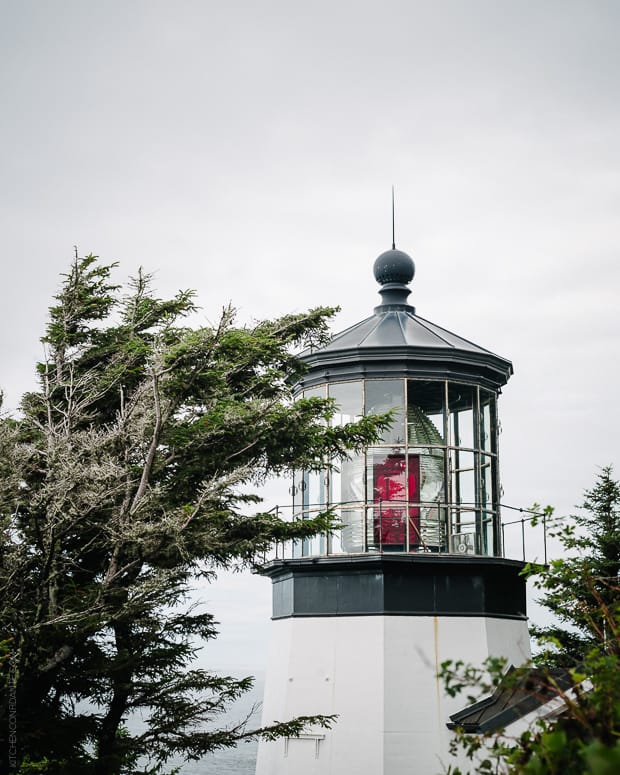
[373, 248, 415, 286]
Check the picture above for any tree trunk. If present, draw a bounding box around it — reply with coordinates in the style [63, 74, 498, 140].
[95, 620, 132, 775]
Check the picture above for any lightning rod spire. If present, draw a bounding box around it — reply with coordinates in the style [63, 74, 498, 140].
[391, 185, 396, 250]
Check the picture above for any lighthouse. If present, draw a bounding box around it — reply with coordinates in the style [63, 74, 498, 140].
[255, 244, 531, 775]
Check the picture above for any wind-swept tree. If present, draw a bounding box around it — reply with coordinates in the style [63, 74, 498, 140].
[0, 255, 389, 775]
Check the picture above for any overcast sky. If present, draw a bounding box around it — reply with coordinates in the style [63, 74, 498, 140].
[2, 0, 619, 671]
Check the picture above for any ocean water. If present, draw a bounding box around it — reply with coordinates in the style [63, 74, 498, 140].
[134, 676, 263, 774]
[180, 741, 258, 774]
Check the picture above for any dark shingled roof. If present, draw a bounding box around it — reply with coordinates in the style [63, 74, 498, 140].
[448, 667, 575, 733]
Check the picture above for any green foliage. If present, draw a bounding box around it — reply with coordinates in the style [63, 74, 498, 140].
[0, 255, 388, 774]
[527, 468, 620, 665]
[441, 467, 620, 774]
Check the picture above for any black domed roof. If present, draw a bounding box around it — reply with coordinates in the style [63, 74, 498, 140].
[296, 244, 513, 392]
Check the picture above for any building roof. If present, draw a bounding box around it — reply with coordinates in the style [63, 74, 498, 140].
[447, 667, 575, 734]
[318, 307, 502, 356]
[296, 245, 513, 391]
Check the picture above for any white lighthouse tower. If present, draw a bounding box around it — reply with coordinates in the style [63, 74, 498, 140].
[255, 245, 531, 775]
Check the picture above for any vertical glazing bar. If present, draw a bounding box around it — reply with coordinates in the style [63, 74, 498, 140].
[473, 386, 483, 553]
[290, 471, 295, 560]
[443, 380, 450, 549]
[325, 469, 330, 556]
[491, 393, 502, 557]
[320, 465, 327, 555]
[403, 377, 409, 554]
[453, 411, 461, 534]
[302, 469, 309, 556]
[362, 379, 368, 552]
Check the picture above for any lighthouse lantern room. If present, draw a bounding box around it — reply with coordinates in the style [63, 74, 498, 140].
[255, 245, 531, 775]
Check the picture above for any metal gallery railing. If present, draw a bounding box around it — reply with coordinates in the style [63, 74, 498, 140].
[254, 501, 552, 566]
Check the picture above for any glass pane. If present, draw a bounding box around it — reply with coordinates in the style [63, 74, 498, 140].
[366, 505, 379, 551]
[365, 379, 405, 444]
[329, 465, 340, 507]
[328, 509, 343, 554]
[303, 469, 325, 510]
[302, 469, 326, 556]
[480, 454, 493, 509]
[448, 384, 476, 449]
[455, 450, 475, 507]
[407, 380, 445, 444]
[340, 509, 364, 553]
[448, 410, 457, 450]
[329, 381, 363, 426]
[303, 385, 326, 399]
[483, 513, 495, 556]
[457, 409, 475, 449]
[419, 449, 445, 507]
[479, 390, 496, 452]
[295, 384, 327, 557]
[302, 385, 327, 433]
[339, 455, 365, 507]
[448, 508, 462, 541]
[304, 531, 325, 556]
[418, 448, 446, 550]
[291, 472, 301, 512]
[367, 448, 417, 551]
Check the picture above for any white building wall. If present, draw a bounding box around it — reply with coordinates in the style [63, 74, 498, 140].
[256, 616, 384, 775]
[256, 614, 531, 775]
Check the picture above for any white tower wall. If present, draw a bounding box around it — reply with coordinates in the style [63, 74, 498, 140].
[256, 614, 530, 775]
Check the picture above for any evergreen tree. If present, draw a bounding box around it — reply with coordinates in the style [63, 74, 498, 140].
[441, 468, 620, 774]
[0, 255, 389, 775]
[529, 467, 620, 664]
